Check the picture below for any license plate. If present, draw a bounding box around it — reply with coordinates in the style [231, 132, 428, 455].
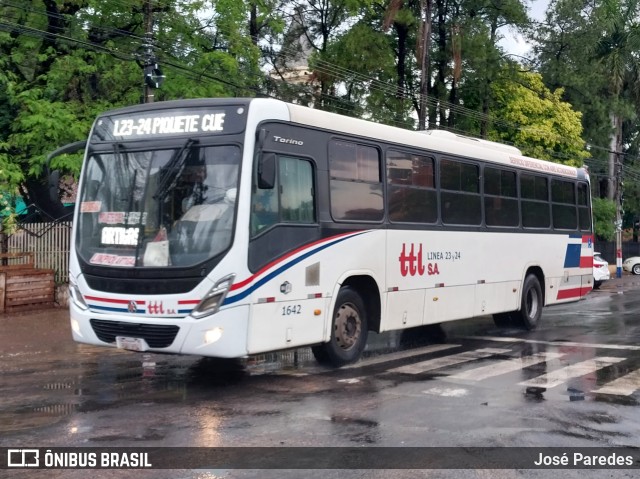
[115, 336, 147, 352]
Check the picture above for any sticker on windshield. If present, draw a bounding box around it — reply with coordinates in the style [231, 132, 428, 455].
[90, 253, 135, 267]
[99, 212, 125, 224]
[81, 201, 101, 213]
[98, 212, 148, 225]
[101, 227, 140, 246]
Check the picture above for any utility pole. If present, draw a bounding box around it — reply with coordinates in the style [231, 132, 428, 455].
[615, 154, 623, 278]
[142, 0, 164, 103]
[417, 0, 432, 130]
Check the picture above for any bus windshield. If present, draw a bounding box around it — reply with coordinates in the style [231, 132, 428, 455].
[76, 143, 240, 268]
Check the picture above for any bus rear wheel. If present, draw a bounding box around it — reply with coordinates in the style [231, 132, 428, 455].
[513, 274, 543, 330]
[311, 286, 368, 367]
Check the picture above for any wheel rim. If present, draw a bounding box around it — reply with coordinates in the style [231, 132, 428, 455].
[334, 302, 362, 351]
[525, 287, 539, 320]
[634, 265, 640, 274]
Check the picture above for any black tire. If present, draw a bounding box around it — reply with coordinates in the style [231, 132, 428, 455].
[593, 279, 602, 290]
[311, 286, 368, 367]
[632, 264, 640, 275]
[492, 312, 514, 328]
[513, 274, 543, 330]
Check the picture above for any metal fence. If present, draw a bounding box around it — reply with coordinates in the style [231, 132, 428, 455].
[594, 241, 640, 264]
[7, 221, 72, 284]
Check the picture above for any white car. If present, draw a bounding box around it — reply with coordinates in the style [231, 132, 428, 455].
[623, 256, 640, 275]
[593, 252, 610, 289]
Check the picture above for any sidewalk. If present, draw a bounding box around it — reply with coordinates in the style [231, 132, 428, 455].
[599, 270, 640, 291]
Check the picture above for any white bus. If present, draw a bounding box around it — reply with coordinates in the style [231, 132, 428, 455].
[64, 98, 594, 367]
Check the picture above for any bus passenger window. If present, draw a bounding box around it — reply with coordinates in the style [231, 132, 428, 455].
[329, 140, 383, 222]
[521, 173, 550, 228]
[551, 179, 577, 230]
[440, 159, 481, 225]
[577, 182, 591, 231]
[484, 167, 518, 227]
[387, 150, 436, 223]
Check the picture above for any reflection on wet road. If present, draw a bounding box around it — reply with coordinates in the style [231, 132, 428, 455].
[1, 283, 639, 478]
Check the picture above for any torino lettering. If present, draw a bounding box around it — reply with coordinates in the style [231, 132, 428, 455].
[273, 136, 303, 145]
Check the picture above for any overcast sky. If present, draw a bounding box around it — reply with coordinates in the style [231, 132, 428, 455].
[498, 0, 549, 57]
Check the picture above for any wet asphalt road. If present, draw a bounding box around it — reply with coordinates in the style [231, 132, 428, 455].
[1, 277, 640, 479]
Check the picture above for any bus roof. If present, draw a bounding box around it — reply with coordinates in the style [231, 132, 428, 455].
[92, 97, 584, 180]
[284, 101, 582, 180]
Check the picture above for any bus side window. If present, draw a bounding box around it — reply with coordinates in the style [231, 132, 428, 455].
[279, 157, 314, 223]
[251, 186, 278, 235]
[251, 156, 315, 236]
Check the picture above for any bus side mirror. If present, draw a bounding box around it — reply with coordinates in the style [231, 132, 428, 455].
[45, 140, 87, 202]
[48, 170, 61, 202]
[258, 153, 276, 189]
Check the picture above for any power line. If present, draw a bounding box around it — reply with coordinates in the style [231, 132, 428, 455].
[1, 0, 627, 167]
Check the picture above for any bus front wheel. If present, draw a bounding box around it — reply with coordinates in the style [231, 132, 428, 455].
[513, 274, 543, 330]
[311, 286, 368, 367]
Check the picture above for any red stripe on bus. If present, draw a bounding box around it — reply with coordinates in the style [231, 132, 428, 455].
[556, 287, 591, 300]
[85, 295, 146, 305]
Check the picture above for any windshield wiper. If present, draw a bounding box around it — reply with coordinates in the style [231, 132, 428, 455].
[154, 138, 199, 201]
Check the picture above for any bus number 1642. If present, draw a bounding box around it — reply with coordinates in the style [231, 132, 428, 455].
[282, 305, 302, 316]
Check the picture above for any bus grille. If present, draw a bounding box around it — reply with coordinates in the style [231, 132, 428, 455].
[90, 319, 179, 348]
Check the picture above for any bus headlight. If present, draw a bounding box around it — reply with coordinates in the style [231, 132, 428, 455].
[204, 327, 224, 344]
[192, 274, 235, 319]
[69, 278, 89, 310]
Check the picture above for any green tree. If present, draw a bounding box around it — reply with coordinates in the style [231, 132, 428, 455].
[533, 0, 640, 205]
[490, 70, 589, 164]
[592, 197, 617, 241]
[0, 0, 260, 220]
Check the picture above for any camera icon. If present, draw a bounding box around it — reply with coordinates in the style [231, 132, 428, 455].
[7, 449, 39, 467]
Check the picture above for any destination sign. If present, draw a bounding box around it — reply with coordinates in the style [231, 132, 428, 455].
[112, 113, 225, 137]
[92, 106, 246, 141]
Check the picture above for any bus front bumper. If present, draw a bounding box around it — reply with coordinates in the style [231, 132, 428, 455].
[69, 304, 250, 358]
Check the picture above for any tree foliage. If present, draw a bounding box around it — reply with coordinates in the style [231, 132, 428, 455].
[592, 197, 617, 241]
[2, 0, 626, 228]
[490, 70, 588, 165]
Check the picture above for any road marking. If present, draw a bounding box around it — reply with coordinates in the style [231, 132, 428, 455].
[423, 387, 468, 398]
[387, 348, 511, 375]
[449, 352, 565, 381]
[465, 336, 523, 343]
[592, 369, 640, 396]
[345, 344, 461, 370]
[466, 336, 640, 351]
[518, 357, 625, 389]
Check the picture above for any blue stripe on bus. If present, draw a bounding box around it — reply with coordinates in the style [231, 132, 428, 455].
[223, 233, 365, 306]
[563, 243, 582, 268]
